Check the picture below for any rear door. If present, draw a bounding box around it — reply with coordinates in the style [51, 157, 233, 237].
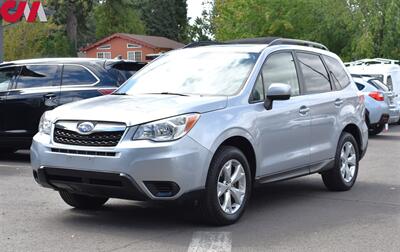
[4, 64, 61, 138]
[295, 52, 341, 165]
[256, 51, 311, 176]
[59, 64, 103, 104]
[0, 67, 19, 137]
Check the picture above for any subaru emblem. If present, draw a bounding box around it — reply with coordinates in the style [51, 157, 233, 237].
[77, 122, 95, 134]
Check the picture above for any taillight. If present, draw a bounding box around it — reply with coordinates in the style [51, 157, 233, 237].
[369, 91, 384, 101]
[98, 89, 115, 95]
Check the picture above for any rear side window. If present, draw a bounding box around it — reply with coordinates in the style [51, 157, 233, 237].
[323, 55, 351, 89]
[16, 65, 60, 89]
[0, 67, 19, 91]
[369, 79, 389, 92]
[297, 53, 331, 94]
[387, 75, 393, 91]
[62, 65, 98, 86]
[261, 52, 300, 96]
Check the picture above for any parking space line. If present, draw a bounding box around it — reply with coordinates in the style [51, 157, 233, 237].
[188, 232, 232, 252]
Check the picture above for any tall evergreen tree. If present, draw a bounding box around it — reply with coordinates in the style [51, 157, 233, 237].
[136, 0, 188, 42]
[47, 0, 97, 52]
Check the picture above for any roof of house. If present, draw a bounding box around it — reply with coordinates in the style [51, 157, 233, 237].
[81, 33, 185, 52]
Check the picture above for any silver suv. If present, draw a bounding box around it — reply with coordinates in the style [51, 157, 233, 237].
[31, 38, 368, 225]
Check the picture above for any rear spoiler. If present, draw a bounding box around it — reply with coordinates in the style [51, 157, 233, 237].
[104, 60, 146, 71]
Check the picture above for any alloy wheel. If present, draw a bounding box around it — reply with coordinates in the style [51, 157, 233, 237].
[217, 159, 246, 214]
[340, 142, 357, 183]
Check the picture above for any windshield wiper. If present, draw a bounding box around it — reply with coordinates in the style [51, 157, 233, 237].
[112, 92, 128, 96]
[147, 92, 189, 97]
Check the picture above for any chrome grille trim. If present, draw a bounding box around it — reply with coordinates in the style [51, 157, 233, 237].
[51, 148, 117, 157]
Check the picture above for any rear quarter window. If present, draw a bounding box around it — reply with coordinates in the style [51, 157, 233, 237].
[62, 65, 98, 86]
[322, 55, 351, 89]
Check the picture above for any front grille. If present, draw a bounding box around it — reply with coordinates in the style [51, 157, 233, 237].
[51, 148, 117, 157]
[53, 128, 124, 147]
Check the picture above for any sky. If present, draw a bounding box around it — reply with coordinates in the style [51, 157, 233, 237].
[187, 0, 206, 23]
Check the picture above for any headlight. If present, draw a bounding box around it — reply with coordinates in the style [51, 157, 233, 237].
[132, 113, 200, 142]
[38, 112, 52, 135]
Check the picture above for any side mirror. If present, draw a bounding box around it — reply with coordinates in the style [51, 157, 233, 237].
[264, 83, 291, 110]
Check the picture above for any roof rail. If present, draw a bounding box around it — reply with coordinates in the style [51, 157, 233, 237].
[268, 38, 328, 51]
[345, 58, 400, 67]
[184, 41, 225, 48]
[184, 37, 329, 51]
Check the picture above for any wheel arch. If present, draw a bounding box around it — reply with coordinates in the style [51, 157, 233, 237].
[342, 124, 362, 154]
[213, 136, 257, 181]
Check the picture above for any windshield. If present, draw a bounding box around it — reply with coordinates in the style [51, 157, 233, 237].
[116, 49, 259, 96]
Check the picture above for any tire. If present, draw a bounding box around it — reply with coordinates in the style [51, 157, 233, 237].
[59, 191, 108, 209]
[201, 146, 252, 225]
[369, 124, 384, 136]
[322, 132, 359, 191]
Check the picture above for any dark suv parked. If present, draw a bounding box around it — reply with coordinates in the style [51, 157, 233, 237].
[0, 58, 145, 153]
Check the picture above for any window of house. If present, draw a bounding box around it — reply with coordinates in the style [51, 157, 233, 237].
[62, 65, 98, 86]
[97, 52, 112, 59]
[297, 53, 332, 94]
[16, 65, 60, 89]
[127, 51, 142, 62]
[127, 43, 141, 48]
[98, 44, 111, 50]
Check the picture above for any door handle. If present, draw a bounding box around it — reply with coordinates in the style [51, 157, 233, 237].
[299, 106, 310, 115]
[334, 98, 343, 106]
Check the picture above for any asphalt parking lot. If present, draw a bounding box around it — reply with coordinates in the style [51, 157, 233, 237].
[1, 127, 399, 252]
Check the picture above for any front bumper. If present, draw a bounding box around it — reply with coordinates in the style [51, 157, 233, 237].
[31, 132, 212, 201]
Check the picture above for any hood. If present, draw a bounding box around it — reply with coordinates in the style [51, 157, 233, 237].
[50, 94, 228, 126]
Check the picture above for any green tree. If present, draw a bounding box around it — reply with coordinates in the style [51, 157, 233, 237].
[4, 22, 74, 61]
[136, 0, 189, 42]
[212, 0, 400, 60]
[188, 1, 214, 42]
[47, 0, 97, 52]
[94, 0, 146, 40]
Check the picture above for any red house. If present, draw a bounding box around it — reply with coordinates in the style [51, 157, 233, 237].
[81, 33, 185, 62]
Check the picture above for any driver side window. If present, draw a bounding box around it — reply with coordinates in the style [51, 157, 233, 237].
[0, 67, 19, 92]
[262, 52, 300, 96]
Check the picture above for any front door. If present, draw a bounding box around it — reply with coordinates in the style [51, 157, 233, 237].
[0, 67, 19, 139]
[3, 65, 61, 140]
